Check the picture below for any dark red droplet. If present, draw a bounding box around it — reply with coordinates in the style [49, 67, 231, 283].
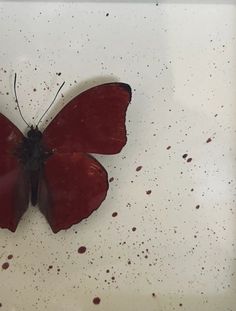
[7, 254, 13, 260]
[146, 190, 152, 195]
[206, 138, 212, 143]
[136, 166, 142, 172]
[112, 212, 118, 217]
[93, 297, 101, 305]
[132, 227, 137, 232]
[187, 158, 192, 163]
[2, 262, 9, 270]
[182, 154, 188, 159]
[109, 177, 114, 182]
[166, 146, 171, 150]
[78, 246, 86, 254]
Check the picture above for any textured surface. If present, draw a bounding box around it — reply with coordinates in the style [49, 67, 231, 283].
[0, 1, 236, 311]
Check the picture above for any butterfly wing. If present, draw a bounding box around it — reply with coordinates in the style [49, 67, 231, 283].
[39, 152, 108, 233]
[0, 113, 29, 232]
[42, 83, 132, 154]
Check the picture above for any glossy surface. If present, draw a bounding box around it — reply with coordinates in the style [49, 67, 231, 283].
[43, 83, 131, 154]
[39, 152, 108, 233]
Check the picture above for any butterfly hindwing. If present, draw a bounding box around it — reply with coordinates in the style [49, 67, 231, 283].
[0, 113, 29, 232]
[42, 83, 131, 155]
[38, 152, 108, 233]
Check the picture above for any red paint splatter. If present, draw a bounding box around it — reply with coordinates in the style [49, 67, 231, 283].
[182, 154, 188, 159]
[93, 297, 101, 305]
[78, 246, 86, 254]
[109, 177, 114, 182]
[187, 158, 192, 163]
[166, 146, 171, 150]
[136, 166, 142, 172]
[2, 262, 9, 270]
[112, 212, 118, 217]
[146, 190, 152, 195]
[206, 138, 212, 143]
[7, 254, 13, 260]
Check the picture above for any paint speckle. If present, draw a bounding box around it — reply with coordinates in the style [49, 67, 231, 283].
[196, 205, 200, 209]
[112, 212, 118, 217]
[93, 297, 101, 305]
[166, 145, 171, 150]
[187, 158, 192, 163]
[146, 190, 152, 195]
[136, 166, 142, 171]
[109, 177, 114, 182]
[78, 246, 86, 254]
[132, 227, 137, 232]
[152, 293, 156, 297]
[7, 254, 13, 260]
[182, 154, 188, 159]
[206, 138, 212, 143]
[2, 262, 9, 270]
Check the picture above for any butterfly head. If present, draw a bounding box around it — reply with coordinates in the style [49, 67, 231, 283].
[27, 126, 43, 141]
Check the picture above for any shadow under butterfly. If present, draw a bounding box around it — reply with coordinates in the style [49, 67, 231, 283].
[0, 74, 132, 233]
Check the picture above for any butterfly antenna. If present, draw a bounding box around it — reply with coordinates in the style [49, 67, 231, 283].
[37, 81, 65, 126]
[14, 73, 30, 127]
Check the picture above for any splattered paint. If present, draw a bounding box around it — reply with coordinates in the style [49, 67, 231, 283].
[0, 2, 235, 311]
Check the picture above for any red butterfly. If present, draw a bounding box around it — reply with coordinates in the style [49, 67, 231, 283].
[0, 74, 131, 233]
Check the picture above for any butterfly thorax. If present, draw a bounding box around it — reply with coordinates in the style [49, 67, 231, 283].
[17, 126, 51, 171]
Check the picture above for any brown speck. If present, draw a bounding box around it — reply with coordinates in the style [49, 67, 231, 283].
[182, 154, 188, 159]
[2, 262, 9, 270]
[128, 260, 131, 265]
[33, 88, 37, 92]
[146, 190, 152, 195]
[187, 158, 192, 163]
[136, 166, 142, 172]
[206, 138, 212, 143]
[179, 303, 183, 307]
[196, 205, 200, 209]
[132, 227, 136, 232]
[7, 255, 13, 260]
[106, 13, 109, 16]
[78, 246, 86, 254]
[152, 293, 156, 297]
[93, 297, 101, 305]
[112, 212, 118, 217]
[0, 303, 2, 307]
[166, 146, 171, 150]
[109, 177, 114, 182]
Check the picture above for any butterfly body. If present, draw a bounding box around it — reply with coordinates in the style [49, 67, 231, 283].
[15, 126, 51, 206]
[0, 82, 131, 233]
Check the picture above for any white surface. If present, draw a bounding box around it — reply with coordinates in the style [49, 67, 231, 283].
[0, 1, 236, 311]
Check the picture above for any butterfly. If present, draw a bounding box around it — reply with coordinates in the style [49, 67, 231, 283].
[0, 74, 131, 233]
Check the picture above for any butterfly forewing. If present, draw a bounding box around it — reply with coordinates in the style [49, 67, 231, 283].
[42, 83, 131, 154]
[0, 113, 29, 231]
